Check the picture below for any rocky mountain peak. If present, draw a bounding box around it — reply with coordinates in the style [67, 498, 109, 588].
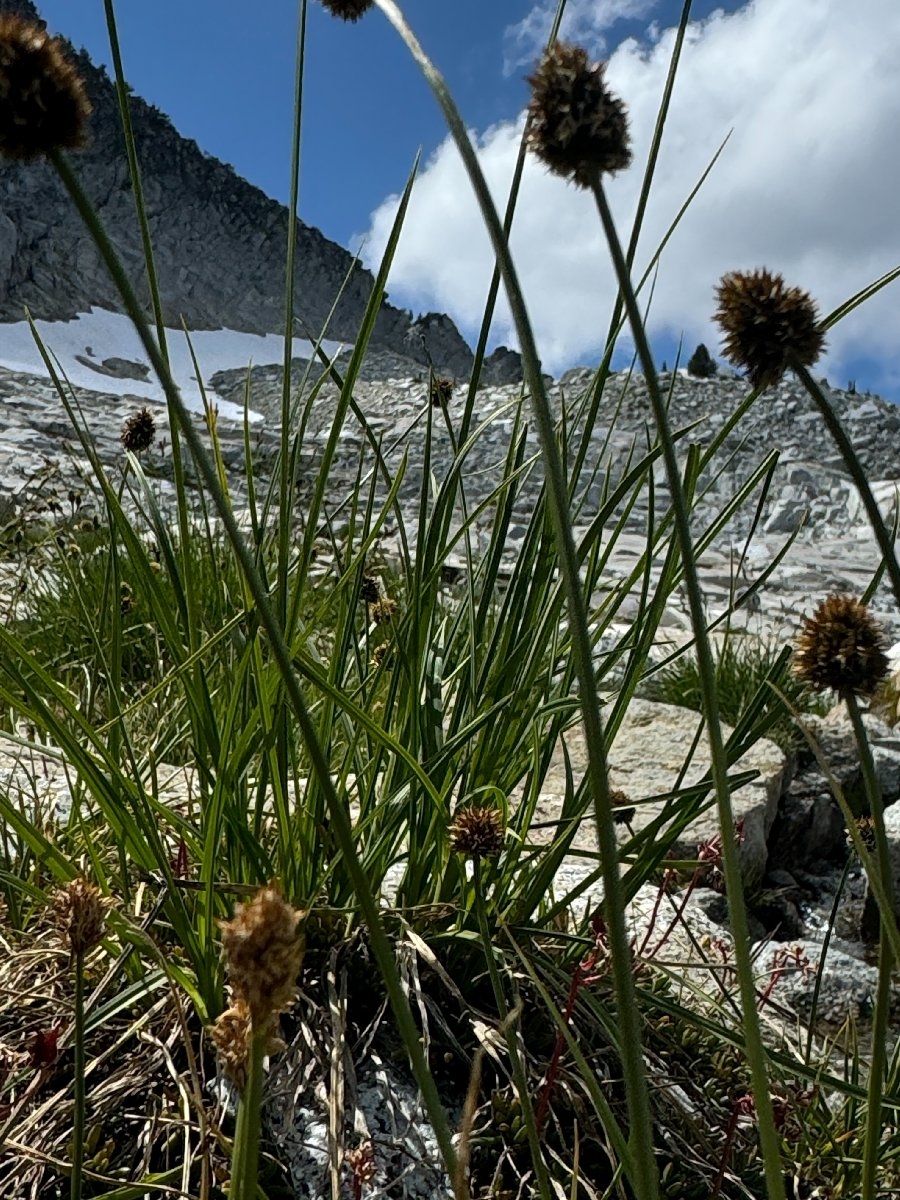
[0, 0, 525, 385]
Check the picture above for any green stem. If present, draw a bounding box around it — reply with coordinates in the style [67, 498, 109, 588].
[71, 950, 85, 1200]
[791, 361, 900, 609]
[845, 692, 894, 1199]
[371, 8, 658, 1194]
[472, 857, 549, 1200]
[589, 174, 786, 1200]
[229, 1025, 266, 1200]
[49, 148, 463, 1194]
[278, 0, 307, 629]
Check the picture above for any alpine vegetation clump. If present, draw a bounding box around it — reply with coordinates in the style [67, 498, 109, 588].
[1, 4, 900, 1200]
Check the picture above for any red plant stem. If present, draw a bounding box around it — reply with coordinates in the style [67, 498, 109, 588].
[643, 867, 700, 960]
[534, 951, 597, 1133]
[710, 1104, 742, 1199]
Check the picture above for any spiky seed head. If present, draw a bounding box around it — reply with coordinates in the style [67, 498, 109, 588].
[120, 407, 155, 453]
[371, 596, 398, 625]
[53, 876, 112, 955]
[853, 815, 877, 856]
[0, 15, 91, 161]
[713, 268, 826, 390]
[219, 884, 305, 1027]
[360, 574, 380, 604]
[793, 594, 889, 698]
[449, 805, 505, 860]
[609, 788, 635, 825]
[525, 43, 631, 188]
[430, 376, 454, 408]
[320, 0, 373, 20]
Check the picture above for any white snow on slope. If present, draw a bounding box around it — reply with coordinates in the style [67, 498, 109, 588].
[0, 308, 346, 423]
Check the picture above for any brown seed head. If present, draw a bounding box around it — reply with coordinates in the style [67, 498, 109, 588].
[853, 815, 877, 856]
[53, 876, 111, 955]
[430, 376, 454, 408]
[371, 596, 398, 625]
[0, 15, 91, 161]
[714, 268, 825, 390]
[609, 787, 636, 825]
[320, 0, 374, 20]
[219, 884, 305, 1027]
[210, 1000, 252, 1091]
[360, 574, 380, 604]
[449, 805, 505, 860]
[793, 594, 889, 698]
[121, 407, 155, 453]
[525, 43, 631, 188]
[210, 999, 285, 1091]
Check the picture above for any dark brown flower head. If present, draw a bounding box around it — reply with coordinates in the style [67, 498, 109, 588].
[0, 15, 91, 161]
[320, 0, 373, 20]
[714, 268, 826, 390]
[526, 43, 631, 187]
[609, 787, 635, 825]
[430, 376, 454, 408]
[449, 805, 505, 860]
[360, 574, 380, 604]
[53, 876, 112, 955]
[793, 594, 889, 698]
[852, 815, 877, 856]
[219, 884, 305, 1027]
[121, 407, 155, 453]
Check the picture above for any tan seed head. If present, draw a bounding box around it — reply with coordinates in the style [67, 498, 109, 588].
[210, 998, 286, 1091]
[53, 876, 112, 955]
[219, 884, 305, 1027]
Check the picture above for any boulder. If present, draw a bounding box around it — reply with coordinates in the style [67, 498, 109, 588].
[799, 707, 900, 813]
[533, 698, 787, 887]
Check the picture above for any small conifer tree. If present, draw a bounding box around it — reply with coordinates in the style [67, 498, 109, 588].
[687, 343, 718, 378]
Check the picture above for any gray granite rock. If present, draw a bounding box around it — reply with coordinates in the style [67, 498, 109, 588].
[531, 699, 787, 887]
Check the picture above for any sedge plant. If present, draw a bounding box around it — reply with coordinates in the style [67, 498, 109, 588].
[0, 1, 899, 1197]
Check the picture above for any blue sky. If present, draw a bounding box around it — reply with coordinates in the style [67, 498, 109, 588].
[32, 0, 900, 400]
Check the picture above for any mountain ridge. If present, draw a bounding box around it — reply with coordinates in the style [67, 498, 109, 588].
[0, 0, 524, 384]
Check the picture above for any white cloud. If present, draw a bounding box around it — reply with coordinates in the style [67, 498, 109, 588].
[360, 0, 900, 395]
[503, 0, 660, 73]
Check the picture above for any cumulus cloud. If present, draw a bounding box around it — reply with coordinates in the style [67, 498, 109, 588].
[503, 0, 660, 73]
[360, 0, 900, 393]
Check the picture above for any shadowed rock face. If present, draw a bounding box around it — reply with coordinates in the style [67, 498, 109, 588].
[0, 0, 524, 384]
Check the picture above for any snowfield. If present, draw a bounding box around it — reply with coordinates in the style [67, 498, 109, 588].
[0, 308, 346, 423]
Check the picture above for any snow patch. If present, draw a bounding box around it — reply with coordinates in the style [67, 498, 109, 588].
[0, 308, 346, 423]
